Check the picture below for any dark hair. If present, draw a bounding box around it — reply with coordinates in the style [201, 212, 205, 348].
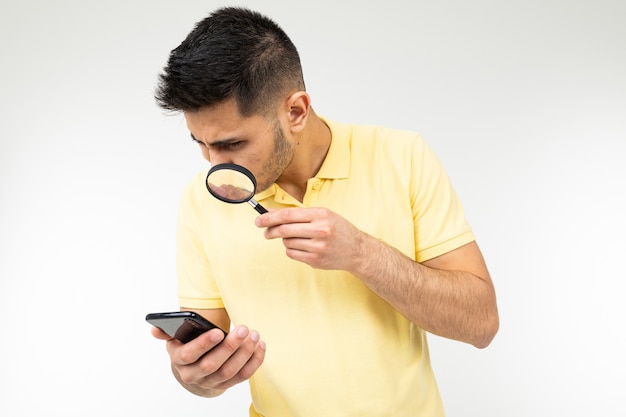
[155, 7, 305, 116]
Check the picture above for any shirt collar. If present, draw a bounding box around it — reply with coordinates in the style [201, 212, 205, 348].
[255, 116, 350, 200]
[315, 117, 350, 180]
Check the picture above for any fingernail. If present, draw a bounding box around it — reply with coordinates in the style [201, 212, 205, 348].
[237, 326, 249, 337]
[250, 330, 259, 342]
[210, 330, 224, 343]
[260, 341, 266, 350]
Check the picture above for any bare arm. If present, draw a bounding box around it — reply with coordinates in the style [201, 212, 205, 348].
[256, 208, 499, 348]
[355, 236, 498, 348]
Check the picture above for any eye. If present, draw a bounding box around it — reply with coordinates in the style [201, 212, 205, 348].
[190, 136, 206, 147]
[215, 141, 244, 151]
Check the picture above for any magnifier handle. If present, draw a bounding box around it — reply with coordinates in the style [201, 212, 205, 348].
[248, 198, 268, 214]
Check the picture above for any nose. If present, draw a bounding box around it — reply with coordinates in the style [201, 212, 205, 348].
[201, 148, 232, 167]
[208, 157, 234, 167]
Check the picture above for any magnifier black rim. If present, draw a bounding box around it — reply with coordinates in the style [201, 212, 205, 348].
[205, 163, 258, 204]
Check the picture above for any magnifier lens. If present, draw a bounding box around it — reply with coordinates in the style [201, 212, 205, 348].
[205, 164, 268, 214]
[206, 168, 255, 203]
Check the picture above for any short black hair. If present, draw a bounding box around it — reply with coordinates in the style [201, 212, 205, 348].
[155, 7, 305, 116]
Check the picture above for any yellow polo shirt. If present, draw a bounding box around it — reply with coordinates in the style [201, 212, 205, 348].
[176, 118, 474, 416]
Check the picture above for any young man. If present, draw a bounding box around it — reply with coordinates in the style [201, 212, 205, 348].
[151, 6, 498, 416]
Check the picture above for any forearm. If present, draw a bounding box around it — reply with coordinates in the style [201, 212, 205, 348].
[352, 234, 499, 348]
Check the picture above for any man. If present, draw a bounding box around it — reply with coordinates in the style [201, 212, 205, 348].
[151, 6, 498, 416]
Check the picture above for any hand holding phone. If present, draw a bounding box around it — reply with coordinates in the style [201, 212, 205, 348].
[147, 311, 266, 397]
[145, 311, 226, 343]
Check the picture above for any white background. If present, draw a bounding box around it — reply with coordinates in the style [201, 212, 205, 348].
[1, 0, 625, 416]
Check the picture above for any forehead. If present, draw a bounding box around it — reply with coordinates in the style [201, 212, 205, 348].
[184, 99, 269, 141]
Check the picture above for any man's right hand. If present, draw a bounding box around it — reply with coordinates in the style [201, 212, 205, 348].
[151, 324, 266, 397]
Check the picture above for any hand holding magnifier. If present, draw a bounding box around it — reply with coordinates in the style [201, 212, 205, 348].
[205, 163, 268, 214]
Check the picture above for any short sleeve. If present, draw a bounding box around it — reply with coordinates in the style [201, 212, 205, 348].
[411, 140, 475, 262]
[176, 176, 225, 309]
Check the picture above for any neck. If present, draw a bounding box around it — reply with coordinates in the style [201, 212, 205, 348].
[276, 111, 331, 202]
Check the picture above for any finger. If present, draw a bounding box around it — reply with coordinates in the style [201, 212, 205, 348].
[232, 338, 266, 381]
[171, 328, 226, 365]
[195, 327, 263, 387]
[177, 325, 249, 377]
[266, 214, 335, 241]
[255, 207, 317, 228]
[282, 234, 330, 251]
[202, 325, 252, 368]
[265, 222, 318, 240]
[284, 246, 331, 270]
[211, 329, 261, 383]
[214, 339, 267, 391]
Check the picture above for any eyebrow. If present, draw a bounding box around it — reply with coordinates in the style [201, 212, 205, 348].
[190, 133, 243, 147]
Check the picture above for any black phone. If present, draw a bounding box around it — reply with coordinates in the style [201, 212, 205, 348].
[145, 311, 226, 343]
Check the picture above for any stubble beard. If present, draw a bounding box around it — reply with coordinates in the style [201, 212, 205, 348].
[256, 119, 295, 193]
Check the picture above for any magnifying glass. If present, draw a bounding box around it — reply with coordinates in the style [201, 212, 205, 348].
[205, 163, 268, 214]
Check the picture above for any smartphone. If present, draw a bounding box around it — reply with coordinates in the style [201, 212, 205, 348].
[145, 311, 226, 343]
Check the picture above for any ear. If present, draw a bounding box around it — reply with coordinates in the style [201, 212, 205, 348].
[285, 91, 310, 133]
